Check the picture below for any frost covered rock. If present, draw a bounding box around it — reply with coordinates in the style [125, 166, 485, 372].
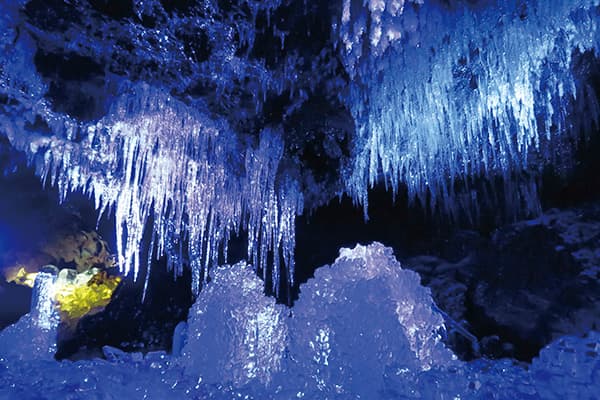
[530, 331, 600, 399]
[287, 242, 456, 398]
[181, 262, 288, 387]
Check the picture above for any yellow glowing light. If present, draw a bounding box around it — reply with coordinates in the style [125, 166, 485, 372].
[2, 229, 121, 327]
[54, 270, 121, 321]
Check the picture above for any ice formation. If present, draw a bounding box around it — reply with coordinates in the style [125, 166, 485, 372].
[181, 261, 288, 387]
[0, 267, 59, 361]
[0, 0, 599, 396]
[338, 0, 600, 218]
[0, 0, 303, 294]
[0, 243, 599, 399]
[286, 242, 457, 398]
[34, 86, 302, 297]
[180, 243, 455, 395]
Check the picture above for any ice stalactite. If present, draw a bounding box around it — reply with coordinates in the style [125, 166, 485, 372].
[338, 0, 600, 218]
[29, 85, 302, 296]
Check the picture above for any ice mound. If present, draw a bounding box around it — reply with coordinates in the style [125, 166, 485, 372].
[286, 242, 457, 398]
[531, 331, 600, 399]
[181, 262, 288, 387]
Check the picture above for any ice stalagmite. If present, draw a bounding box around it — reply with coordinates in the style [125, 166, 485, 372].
[0, 267, 59, 360]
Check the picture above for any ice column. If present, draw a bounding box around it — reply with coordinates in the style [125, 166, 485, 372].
[0, 266, 59, 361]
[28, 266, 60, 358]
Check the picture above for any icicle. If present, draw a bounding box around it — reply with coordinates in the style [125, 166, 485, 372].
[4, 81, 303, 296]
[338, 0, 600, 218]
[142, 231, 156, 303]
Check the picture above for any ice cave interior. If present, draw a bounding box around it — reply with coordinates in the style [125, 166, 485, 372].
[0, 0, 599, 398]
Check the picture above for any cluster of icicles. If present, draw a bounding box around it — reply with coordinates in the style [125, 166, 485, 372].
[338, 0, 600, 218]
[37, 85, 303, 297]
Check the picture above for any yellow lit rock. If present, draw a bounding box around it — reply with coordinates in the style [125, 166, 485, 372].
[42, 231, 115, 273]
[54, 269, 121, 322]
[2, 228, 121, 330]
[3, 230, 115, 285]
[5, 266, 38, 288]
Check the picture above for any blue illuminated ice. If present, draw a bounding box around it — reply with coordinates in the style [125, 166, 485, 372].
[179, 243, 456, 395]
[0, 0, 303, 294]
[1, 0, 599, 397]
[338, 0, 600, 216]
[1, 0, 600, 290]
[0, 243, 599, 398]
[181, 261, 288, 387]
[286, 242, 457, 398]
[36, 86, 302, 296]
[0, 79, 303, 295]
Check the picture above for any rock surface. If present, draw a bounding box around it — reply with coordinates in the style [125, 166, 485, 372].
[405, 204, 600, 360]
